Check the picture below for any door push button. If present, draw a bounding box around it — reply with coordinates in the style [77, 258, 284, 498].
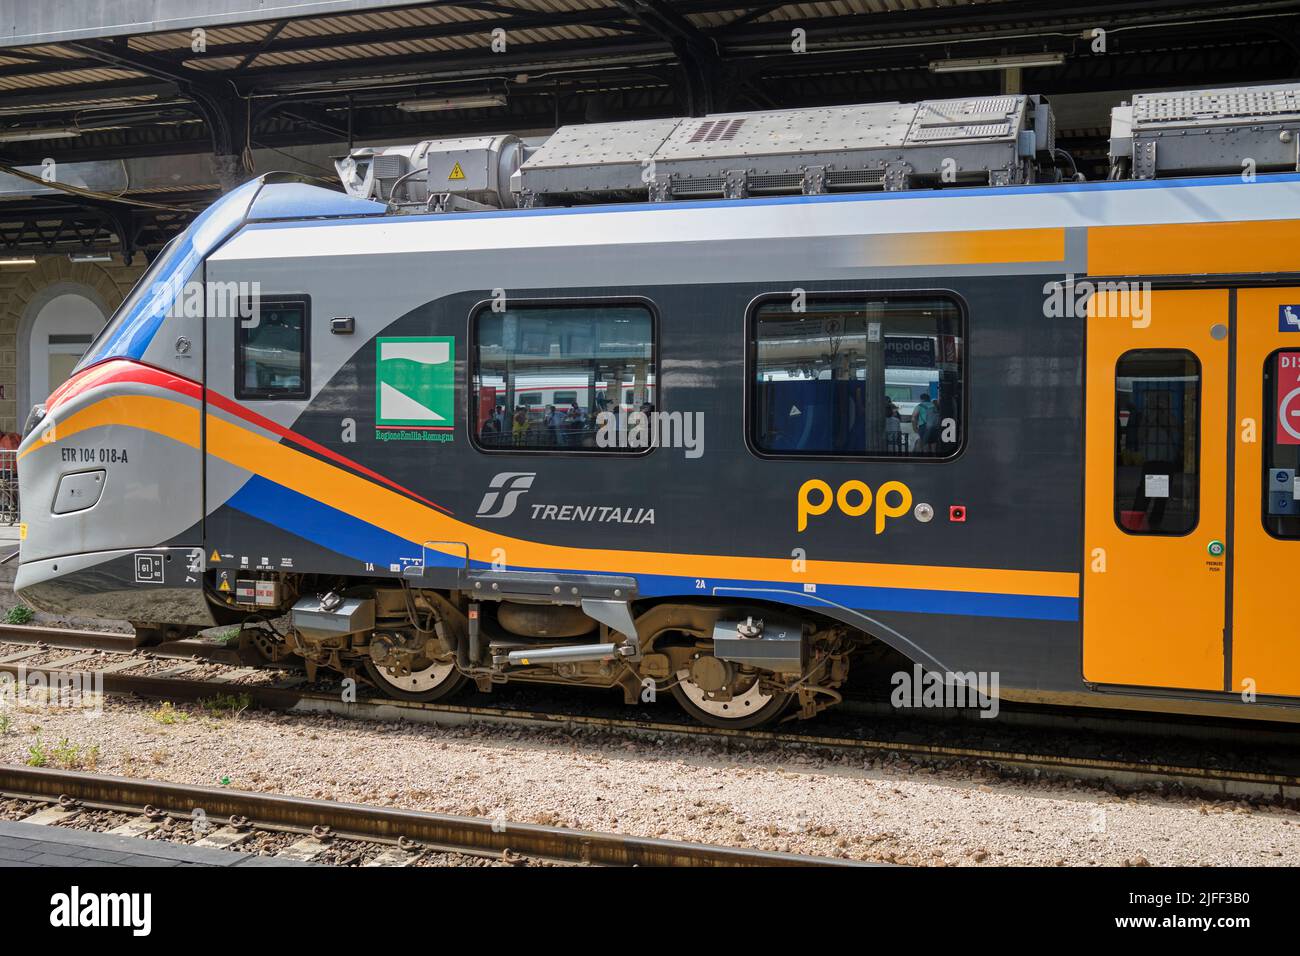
[1268, 469, 1297, 514]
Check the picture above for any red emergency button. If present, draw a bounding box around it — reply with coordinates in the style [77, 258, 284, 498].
[949, 505, 967, 522]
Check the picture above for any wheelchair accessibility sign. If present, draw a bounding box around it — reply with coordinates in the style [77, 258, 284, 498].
[1278, 352, 1300, 445]
[1281, 305, 1300, 332]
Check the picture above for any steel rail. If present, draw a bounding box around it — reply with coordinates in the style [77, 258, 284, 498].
[2, 622, 1290, 748]
[0, 622, 252, 665]
[0, 765, 863, 867]
[2, 657, 1297, 803]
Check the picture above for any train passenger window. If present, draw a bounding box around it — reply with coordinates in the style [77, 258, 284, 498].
[749, 294, 964, 458]
[1262, 349, 1300, 538]
[1113, 349, 1200, 536]
[236, 297, 309, 400]
[472, 301, 656, 452]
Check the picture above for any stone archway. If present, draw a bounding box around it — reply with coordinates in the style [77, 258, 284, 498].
[8, 259, 129, 428]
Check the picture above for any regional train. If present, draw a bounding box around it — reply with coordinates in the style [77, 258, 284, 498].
[15, 83, 1300, 727]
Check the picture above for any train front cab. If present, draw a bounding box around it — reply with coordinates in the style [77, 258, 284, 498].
[11, 177, 384, 636]
[1082, 279, 1300, 706]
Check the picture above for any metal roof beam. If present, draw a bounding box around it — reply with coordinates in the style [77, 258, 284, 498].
[607, 1, 721, 113]
[133, 6, 647, 64]
[0, 56, 112, 80]
[0, 0, 435, 49]
[717, 0, 1300, 41]
[0, 80, 179, 112]
[66, 38, 253, 188]
[230, 37, 671, 91]
[232, 19, 290, 71]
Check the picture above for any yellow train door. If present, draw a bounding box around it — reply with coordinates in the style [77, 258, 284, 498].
[1232, 288, 1300, 698]
[1084, 286, 1300, 698]
[1083, 288, 1229, 691]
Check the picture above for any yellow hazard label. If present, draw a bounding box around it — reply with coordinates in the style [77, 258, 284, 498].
[18, 523, 26, 540]
[218, 578, 231, 592]
[448, 162, 465, 181]
[210, 549, 220, 563]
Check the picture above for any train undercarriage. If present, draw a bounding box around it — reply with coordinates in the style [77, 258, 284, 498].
[196, 574, 854, 728]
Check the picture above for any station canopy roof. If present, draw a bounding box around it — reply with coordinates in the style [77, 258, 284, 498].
[0, 0, 1295, 256]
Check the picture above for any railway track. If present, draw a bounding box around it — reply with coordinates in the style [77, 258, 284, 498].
[2, 623, 1299, 803]
[0, 765, 857, 867]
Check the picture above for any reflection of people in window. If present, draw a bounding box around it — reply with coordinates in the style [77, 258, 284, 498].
[565, 406, 587, 447]
[543, 404, 560, 444]
[884, 401, 903, 454]
[911, 392, 938, 453]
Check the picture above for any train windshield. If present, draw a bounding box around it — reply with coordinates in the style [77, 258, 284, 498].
[76, 177, 265, 371]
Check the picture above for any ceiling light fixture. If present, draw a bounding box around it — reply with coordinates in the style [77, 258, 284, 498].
[0, 127, 80, 143]
[396, 94, 507, 112]
[929, 52, 1066, 74]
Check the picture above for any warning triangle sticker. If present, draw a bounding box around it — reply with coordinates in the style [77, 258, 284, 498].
[448, 162, 465, 181]
[210, 549, 221, 563]
[218, 578, 231, 592]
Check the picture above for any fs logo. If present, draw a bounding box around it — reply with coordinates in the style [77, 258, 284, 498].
[797, 479, 912, 533]
[476, 472, 536, 519]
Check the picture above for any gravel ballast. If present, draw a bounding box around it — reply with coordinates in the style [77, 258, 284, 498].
[1, 695, 1297, 866]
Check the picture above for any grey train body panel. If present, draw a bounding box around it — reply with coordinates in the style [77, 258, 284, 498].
[15, 156, 1300, 720]
[202, 246, 1083, 692]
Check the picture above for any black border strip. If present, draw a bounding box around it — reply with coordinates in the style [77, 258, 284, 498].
[234, 294, 312, 402]
[741, 288, 970, 464]
[466, 295, 661, 459]
[1224, 290, 1237, 692]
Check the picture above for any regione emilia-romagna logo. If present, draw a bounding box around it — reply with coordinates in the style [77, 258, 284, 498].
[375, 336, 455, 442]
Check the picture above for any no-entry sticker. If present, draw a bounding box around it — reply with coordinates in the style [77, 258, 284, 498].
[1278, 351, 1300, 445]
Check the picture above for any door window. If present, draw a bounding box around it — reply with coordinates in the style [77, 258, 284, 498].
[1263, 349, 1300, 538]
[1114, 349, 1201, 535]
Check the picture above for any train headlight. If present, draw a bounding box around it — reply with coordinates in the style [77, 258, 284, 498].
[21, 403, 45, 439]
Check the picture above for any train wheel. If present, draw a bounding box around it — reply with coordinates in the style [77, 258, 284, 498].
[671, 665, 792, 729]
[364, 657, 467, 703]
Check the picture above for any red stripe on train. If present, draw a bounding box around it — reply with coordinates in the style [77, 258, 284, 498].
[46, 359, 454, 515]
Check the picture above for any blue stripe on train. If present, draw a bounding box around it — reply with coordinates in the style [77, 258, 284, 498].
[225, 473, 1079, 622]
[225, 474, 463, 569]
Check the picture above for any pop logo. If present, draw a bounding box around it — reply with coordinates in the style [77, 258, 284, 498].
[797, 479, 912, 533]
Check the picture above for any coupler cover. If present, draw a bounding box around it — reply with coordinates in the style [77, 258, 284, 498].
[712, 614, 805, 675]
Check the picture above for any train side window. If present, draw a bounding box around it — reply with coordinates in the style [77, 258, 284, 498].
[471, 301, 656, 452]
[1262, 349, 1300, 538]
[1113, 349, 1200, 536]
[749, 294, 964, 458]
[236, 296, 309, 400]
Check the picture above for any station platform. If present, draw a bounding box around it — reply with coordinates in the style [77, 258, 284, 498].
[0, 819, 306, 867]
